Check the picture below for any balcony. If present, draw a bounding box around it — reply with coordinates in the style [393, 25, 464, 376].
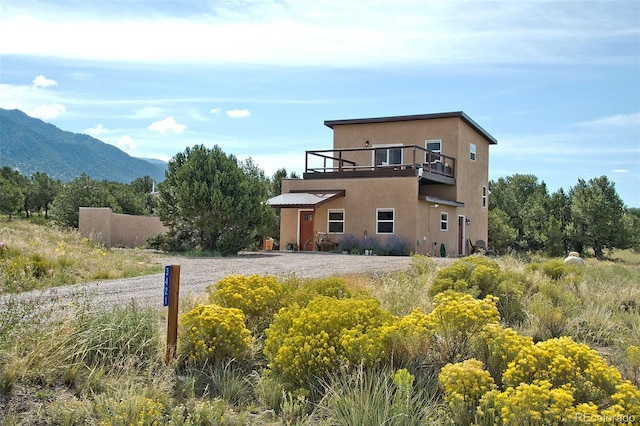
[303, 145, 455, 185]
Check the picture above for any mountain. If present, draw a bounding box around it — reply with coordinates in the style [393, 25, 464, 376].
[0, 108, 166, 183]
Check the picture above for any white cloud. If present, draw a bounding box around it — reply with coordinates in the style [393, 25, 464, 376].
[148, 116, 187, 134]
[85, 123, 107, 136]
[613, 169, 629, 174]
[571, 113, 640, 130]
[117, 135, 136, 151]
[1, 1, 637, 67]
[32, 75, 58, 88]
[210, 107, 222, 115]
[226, 109, 251, 119]
[130, 106, 166, 120]
[28, 103, 66, 119]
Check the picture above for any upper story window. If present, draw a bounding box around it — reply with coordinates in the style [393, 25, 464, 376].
[374, 145, 403, 166]
[440, 212, 448, 231]
[425, 139, 442, 163]
[328, 209, 345, 233]
[376, 208, 395, 234]
[482, 186, 487, 208]
[470, 143, 477, 161]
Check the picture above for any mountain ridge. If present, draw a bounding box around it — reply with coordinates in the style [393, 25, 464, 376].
[0, 108, 166, 183]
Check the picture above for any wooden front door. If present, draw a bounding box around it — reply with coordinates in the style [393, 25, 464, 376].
[299, 210, 315, 251]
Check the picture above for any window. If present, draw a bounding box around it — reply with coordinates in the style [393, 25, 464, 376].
[440, 212, 448, 231]
[482, 186, 487, 208]
[328, 209, 345, 233]
[376, 208, 394, 234]
[470, 143, 476, 161]
[374, 146, 402, 166]
[425, 139, 442, 163]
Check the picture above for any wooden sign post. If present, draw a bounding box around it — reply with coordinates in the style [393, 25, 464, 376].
[165, 265, 180, 363]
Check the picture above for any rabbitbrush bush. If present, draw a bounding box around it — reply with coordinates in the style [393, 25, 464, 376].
[437, 307, 640, 425]
[179, 304, 252, 367]
[207, 274, 285, 333]
[263, 296, 395, 389]
[429, 255, 504, 298]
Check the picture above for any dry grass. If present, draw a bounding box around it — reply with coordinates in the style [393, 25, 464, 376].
[0, 218, 162, 294]
[2, 218, 639, 423]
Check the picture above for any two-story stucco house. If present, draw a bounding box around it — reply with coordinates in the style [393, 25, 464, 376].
[267, 111, 497, 256]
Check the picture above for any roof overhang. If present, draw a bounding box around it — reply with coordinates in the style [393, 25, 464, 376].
[421, 195, 465, 208]
[267, 190, 345, 208]
[324, 111, 497, 145]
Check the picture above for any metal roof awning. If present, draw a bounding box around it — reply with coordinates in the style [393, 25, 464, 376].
[267, 190, 345, 208]
[421, 195, 465, 207]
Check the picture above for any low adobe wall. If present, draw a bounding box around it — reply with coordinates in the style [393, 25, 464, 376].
[79, 207, 168, 248]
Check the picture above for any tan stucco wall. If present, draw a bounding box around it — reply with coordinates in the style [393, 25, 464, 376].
[279, 114, 493, 255]
[280, 176, 468, 256]
[79, 207, 168, 248]
[329, 116, 490, 247]
[453, 120, 489, 245]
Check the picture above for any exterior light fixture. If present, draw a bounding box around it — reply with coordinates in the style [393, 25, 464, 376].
[466, 218, 471, 225]
[365, 140, 370, 147]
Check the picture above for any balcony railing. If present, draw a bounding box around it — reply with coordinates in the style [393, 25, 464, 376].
[303, 145, 455, 183]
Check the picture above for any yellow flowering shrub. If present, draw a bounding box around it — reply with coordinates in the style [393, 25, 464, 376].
[429, 256, 503, 298]
[502, 336, 622, 403]
[96, 396, 164, 426]
[439, 359, 496, 425]
[179, 304, 252, 366]
[601, 381, 640, 417]
[207, 274, 284, 333]
[435, 305, 640, 424]
[626, 345, 640, 385]
[289, 277, 354, 308]
[263, 296, 394, 389]
[381, 308, 432, 365]
[488, 380, 575, 425]
[477, 323, 533, 384]
[425, 290, 500, 364]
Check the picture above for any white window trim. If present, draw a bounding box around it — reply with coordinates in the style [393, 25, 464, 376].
[482, 186, 487, 208]
[425, 139, 442, 163]
[470, 143, 477, 161]
[440, 212, 449, 231]
[372, 144, 403, 166]
[327, 209, 345, 234]
[376, 208, 395, 234]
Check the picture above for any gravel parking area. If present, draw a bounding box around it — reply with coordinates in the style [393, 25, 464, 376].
[30, 252, 441, 309]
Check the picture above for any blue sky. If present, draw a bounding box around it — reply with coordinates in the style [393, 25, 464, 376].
[1, 0, 638, 207]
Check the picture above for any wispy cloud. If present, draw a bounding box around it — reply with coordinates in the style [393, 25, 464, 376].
[570, 112, 640, 130]
[226, 109, 251, 119]
[1, 1, 637, 67]
[148, 117, 187, 134]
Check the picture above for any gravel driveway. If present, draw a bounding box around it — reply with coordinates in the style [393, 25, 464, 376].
[29, 252, 431, 310]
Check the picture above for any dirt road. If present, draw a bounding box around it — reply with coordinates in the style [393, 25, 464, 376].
[28, 252, 426, 309]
